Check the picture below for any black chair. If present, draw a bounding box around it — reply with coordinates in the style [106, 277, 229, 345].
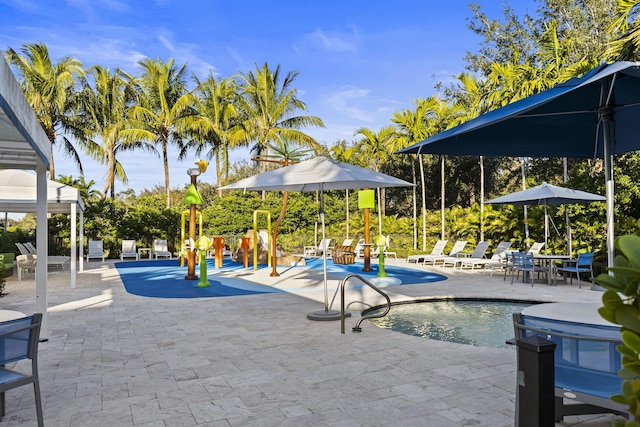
[0, 313, 43, 426]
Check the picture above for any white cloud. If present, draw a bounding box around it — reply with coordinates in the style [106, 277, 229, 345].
[304, 27, 359, 53]
[157, 32, 175, 52]
[325, 86, 374, 122]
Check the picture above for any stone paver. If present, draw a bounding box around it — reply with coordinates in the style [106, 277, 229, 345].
[0, 258, 626, 426]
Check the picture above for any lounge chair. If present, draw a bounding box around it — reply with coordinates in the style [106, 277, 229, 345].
[442, 241, 490, 268]
[15, 243, 30, 256]
[527, 242, 545, 255]
[406, 240, 448, 264]
[371, 235, 397, 258]
[15, 242, 70, 270]
[425, 240, 468, 266]
[459, 241, 513, 270]
[23, 242, 36, 254]
[152, 239, 172, 260]
[120, 240, 139, 261]
[556, 252, 594, 288]
[304, 239, 334, 257]
[86, 240, 105, 262]
[354, 239, 365, 258]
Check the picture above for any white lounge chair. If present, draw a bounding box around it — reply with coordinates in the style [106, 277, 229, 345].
[371, 235, 397, 258]
[120, 240, 139, 261]
[15, 242, 30, 256]
[442, 241, 490, 268]
[304, 239, 334, 257]
[86, 240, 105, 262]
[527, 242, 545, 256]
[406, 240, 448, 263]
[459, 241, 513, 270]
[424, 241, 468, 266]
[152, 239, 172, 260]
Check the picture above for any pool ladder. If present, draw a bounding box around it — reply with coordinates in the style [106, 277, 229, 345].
[339, 274, 391, 334]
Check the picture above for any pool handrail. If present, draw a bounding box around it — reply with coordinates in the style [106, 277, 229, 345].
[340, 274, 391, 334]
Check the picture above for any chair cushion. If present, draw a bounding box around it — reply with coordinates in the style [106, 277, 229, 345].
[0, 368, 26, 385]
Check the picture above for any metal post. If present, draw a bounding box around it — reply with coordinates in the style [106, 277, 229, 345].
[515, 335, 556, 427]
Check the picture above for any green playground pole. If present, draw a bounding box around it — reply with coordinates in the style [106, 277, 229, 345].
[377, 246, 387, 278]
[197, 249, 211, 288]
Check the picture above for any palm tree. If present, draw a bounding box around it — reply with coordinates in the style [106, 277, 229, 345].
[77, 66, 157, 199]
[189, 74, 243, 196]
[236, 62, 325, 174]
[392, 103, 430, 250]
[607, 0, 640, 60]
[56, 175, 102, 200]
[125, 58, 204, 208]
[5, 43, 85, 178]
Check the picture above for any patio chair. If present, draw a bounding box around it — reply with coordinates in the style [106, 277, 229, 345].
[510, 251, 548, 286]
[120, 240, 139, 261]
[152, 239, 172, 260]
[86, 240, 105, 262]
[424, 240, 468, 266]
[0, 313, 43, 427]
[556, 252, 594, 288]
[459, 241, 513, 270]
[441, 241, 490, 268]
[406, 240, 447, 264]
[16, 254, 36, 281]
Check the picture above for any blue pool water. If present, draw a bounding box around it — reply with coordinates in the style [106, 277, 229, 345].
[367, 299, 537, 348]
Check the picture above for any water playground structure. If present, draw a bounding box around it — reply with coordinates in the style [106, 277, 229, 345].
[232, 209, 305, 269]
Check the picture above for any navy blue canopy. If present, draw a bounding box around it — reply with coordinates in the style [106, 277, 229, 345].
[398, 61, 640, 268]
[398, 61, 640, 158]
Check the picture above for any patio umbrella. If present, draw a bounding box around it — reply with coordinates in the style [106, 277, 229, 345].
[398, 61, 640, 268]
[220, 156, 413, 320]
[486, 182, 605, 253]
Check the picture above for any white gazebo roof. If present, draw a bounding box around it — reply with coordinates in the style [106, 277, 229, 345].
[0, 170, 84, 213]
[0, 56, 50, 169]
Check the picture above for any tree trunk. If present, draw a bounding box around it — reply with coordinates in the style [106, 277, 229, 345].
[163, 140, 170, 208]
[412, 160, 417, 250]
[440, 156, 445, 241]
[419, 154, 427, 251]
[216, 149, 222, 197]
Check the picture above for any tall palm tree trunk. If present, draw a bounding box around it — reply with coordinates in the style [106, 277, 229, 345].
[163, 141, 170, 208]
[419, 154, 427, 251]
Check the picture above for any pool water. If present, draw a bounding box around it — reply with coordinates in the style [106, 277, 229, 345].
[367, 299, 536, 348]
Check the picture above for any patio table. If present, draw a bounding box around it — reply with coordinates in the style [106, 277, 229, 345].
[533, 254, 573, 285]
[0, 310, 25, 322]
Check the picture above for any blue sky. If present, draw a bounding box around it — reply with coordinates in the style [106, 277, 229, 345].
[0, 0, 537, 194]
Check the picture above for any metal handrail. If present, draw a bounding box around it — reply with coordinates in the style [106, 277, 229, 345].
[340, 274, 391, 333]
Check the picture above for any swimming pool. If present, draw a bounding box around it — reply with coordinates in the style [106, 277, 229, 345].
[366, 298, 538, 348]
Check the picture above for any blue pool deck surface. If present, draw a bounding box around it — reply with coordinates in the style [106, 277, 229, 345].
[0, 257, 625, 426]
